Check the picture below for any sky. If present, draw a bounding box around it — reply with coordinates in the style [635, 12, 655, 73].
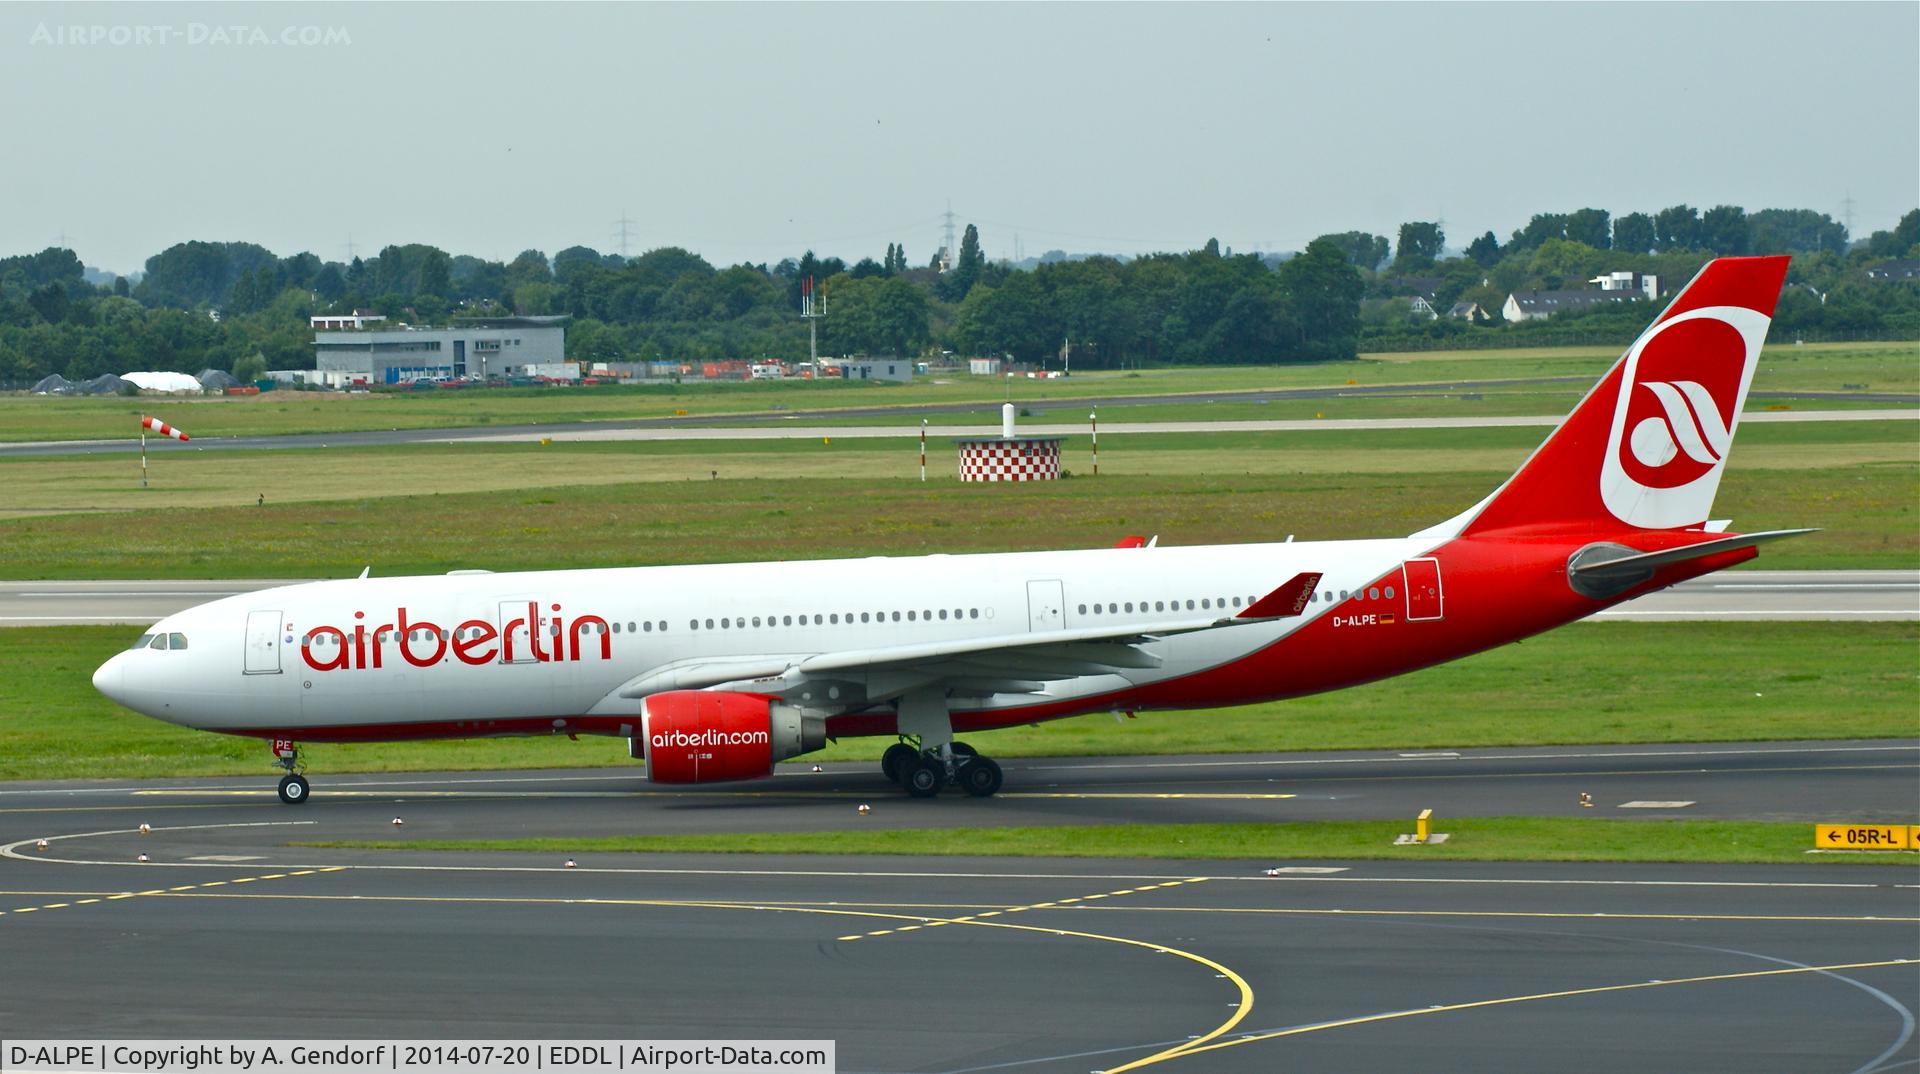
[3, 2, 1915, 275]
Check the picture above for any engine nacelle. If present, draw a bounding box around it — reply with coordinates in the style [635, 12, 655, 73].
[631, 690, 826, 784]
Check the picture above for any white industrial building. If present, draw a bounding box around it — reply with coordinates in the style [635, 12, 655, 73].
[312, 315, 568, 384]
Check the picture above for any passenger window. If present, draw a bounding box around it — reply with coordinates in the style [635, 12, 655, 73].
[1385, 587, 1395, 599]
[939, 609, 949, 620]
[658, 622, 667, 632]
[907, 611, 917, 621]
[860, 613, 870, 623]
[752, 617, 762, 628]
[1186, 600, 1195, 610]
[1231, 597, 1243, 608]
[1368, 588, 1379, 600]
[891, 611, 901, 622]
[1200, 599, 1210, 609]
[969, 609, 979, 619]
[1124, 602, 1134, 613]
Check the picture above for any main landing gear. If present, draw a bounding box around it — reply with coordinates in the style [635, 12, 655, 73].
[880, 739, 1004, 799]
[879, 689, 1003, 798]
[271, 739, 309, 805]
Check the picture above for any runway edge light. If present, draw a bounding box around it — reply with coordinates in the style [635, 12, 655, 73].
[1395, 809, 1449, 846]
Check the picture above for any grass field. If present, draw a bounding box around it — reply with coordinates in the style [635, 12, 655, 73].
[4, 342, 1911, 443]
[3, 622, 1912, 782]
[301, 818, 1920, 866]
[1, 419, 1910, 572]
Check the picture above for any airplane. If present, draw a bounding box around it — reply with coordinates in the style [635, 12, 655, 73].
[93, 256, 1805, 804]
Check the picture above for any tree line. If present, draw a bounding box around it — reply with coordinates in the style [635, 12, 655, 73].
[2, 205, 1914, 385]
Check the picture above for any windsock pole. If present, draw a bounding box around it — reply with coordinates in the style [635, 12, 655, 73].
[137, 415, 188, 487]
[1090, 409, 1098, 476]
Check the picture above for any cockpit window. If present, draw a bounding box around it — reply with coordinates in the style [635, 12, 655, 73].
[129, 634, 154, 651]
[168, 632, 188, 650]
[148, 634, 169, 650]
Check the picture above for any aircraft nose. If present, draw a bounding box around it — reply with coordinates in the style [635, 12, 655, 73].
[92, 653, 128, 705]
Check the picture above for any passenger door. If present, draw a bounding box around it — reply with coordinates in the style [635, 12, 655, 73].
[243, 610, 283, 674]
[1403, 559, 1444, 621]
[1026, 580, 1066, 632]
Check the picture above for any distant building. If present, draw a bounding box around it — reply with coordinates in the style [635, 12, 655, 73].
[310, 311, 387, 331]
[1587, 271, 1661, 300]
[1409, 295, 1439, 320]
[1866, 259, 1920, 281]
[1502, 290, 1644, 323]
[313, 315, 567, 384]
[968, 357, 1002, 376]
[842, 359, 913, 383]
[1448, 300, 1488, 322]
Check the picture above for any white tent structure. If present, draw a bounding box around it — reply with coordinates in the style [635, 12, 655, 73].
[121, 371, 203, 393]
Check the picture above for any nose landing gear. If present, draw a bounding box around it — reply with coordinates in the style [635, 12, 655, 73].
[271, 738, 309, 805]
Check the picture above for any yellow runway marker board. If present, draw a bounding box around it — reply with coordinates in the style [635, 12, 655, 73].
[1813, 823, 1916, 850]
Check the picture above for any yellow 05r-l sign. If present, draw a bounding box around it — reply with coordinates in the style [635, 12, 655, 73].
[1814, 824, 1919, 851]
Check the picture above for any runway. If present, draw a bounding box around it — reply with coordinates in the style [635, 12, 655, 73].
[1, 742, 1914, 1071]
[454, 407, 1918, 443]
[1, 377, 1912, 456]
[5, 571, 1913, 625]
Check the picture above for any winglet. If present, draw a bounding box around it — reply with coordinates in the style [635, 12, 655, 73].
[1239, 572, 1323, 619]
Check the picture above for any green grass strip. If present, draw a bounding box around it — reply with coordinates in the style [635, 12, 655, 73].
[300, 817, 1920, 866]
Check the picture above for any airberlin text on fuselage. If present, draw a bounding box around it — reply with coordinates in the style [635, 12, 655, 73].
[299, 600, 611, 672]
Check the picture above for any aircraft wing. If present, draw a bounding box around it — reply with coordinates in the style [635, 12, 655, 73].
[616, 572, 1322, 707]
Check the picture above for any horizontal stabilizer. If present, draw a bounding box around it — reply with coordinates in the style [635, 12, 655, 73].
[1567, 529, 1816, 578]
[1239, 572, 1324, 619]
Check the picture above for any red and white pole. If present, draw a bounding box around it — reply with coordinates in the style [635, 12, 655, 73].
[919, 420, 927, 482]
[1090, 409, 1098, 476]
[139, 415, 147, 488]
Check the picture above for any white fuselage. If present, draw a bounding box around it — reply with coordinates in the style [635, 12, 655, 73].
[94, 536, 1432, 736]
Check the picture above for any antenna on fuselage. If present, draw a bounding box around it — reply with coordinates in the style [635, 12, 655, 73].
[358, 566, 371, 580]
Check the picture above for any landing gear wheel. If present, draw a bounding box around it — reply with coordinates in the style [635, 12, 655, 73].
[959, 756, 1003, 798]
[277, 774, 309, 805]
[902, 757, 944, 798]
[881, 743, 918, 784]
[950, 742, 978, 759]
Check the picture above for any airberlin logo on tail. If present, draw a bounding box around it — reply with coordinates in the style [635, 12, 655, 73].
[1625, 378, 1731, 482]
[1599, 306, 1769, 529]
[299, 601, 611, 672]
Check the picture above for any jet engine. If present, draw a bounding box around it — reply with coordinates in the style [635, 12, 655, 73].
[631, 690, 826, 783]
